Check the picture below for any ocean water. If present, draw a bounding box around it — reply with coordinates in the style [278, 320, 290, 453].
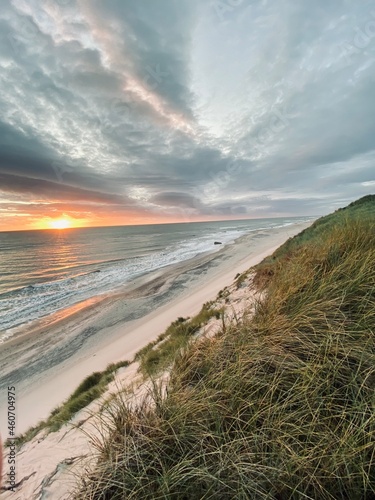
[0, 218, 311, 334]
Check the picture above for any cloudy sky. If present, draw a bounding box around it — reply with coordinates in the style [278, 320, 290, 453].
[0, 0, 374, 230]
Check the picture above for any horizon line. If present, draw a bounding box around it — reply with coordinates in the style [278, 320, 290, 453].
[0, 214, 317, 234]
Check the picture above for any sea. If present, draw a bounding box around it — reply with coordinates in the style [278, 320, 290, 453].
[0, 217, 312, 334]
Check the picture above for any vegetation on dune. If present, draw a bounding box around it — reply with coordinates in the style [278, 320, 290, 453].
[11, 298, 221, 446]
[75, 196, 375, 499]
[135, 302, 223, 377]
[255, 193, 375, 288]
[12, 360, 130, 445]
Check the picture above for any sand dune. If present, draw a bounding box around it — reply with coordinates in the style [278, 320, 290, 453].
[0, 221, 312, 499]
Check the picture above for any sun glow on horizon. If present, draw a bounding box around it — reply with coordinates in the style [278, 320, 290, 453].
[49, 218, 72, 230]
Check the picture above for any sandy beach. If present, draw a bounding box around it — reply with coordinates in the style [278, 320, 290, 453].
[0, 221, 311, 438]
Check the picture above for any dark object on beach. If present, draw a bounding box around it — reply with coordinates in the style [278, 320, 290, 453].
[214, 241, 222, 245]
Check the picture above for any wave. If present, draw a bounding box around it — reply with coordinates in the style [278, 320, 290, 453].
[0, 228, 245, 333]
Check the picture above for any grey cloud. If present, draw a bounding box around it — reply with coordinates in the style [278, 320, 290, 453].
[0, 0, 374, 220]
[0, 171, 130, 205]
[150, 192, 203, 209]
[86, 0, 196, 116]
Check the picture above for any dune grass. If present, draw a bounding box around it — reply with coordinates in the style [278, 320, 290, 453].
[75, 197, 374, 499]
[134, 302, 223, 377]
[13, 360, 130, 446]
[255, 194, 375, 288]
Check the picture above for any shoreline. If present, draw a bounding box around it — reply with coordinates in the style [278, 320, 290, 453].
[0, 221, 312, 437]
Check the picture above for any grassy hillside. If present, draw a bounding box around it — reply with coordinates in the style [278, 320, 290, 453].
[12, 360, 130, 445]
[255, 194, 375, 287]
[76, 196, 375, 499]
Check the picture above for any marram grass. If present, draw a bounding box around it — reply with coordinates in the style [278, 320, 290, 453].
[75, 199, 374, 499]
[134, 302, 223, 377]
[11, 360, 130, 445]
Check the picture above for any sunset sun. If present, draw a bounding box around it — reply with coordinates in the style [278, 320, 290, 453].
[49, 218, 71, 230]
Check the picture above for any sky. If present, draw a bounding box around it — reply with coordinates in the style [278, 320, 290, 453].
[0, 0, 374, 231]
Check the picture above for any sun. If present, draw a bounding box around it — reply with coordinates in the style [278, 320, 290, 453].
[49, 218, 72, 230]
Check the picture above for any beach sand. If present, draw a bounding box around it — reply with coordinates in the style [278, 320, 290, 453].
[0, 221, 311, 438]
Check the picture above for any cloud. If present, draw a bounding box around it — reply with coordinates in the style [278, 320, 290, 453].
[0, 171, 130, 205]
[0, 0, 374, 227]
[150, 191, 203, 209]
